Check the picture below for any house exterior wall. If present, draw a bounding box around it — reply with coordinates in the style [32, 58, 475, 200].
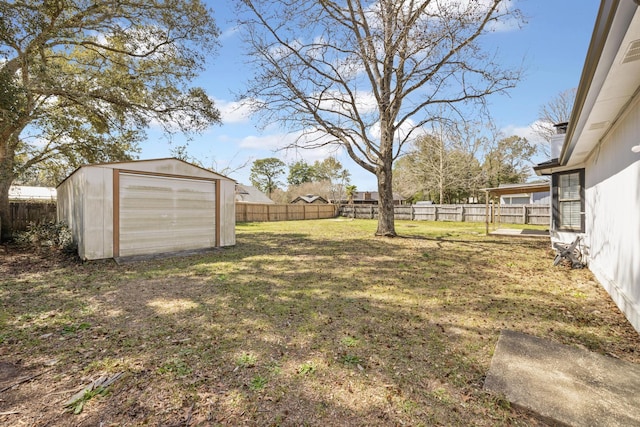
[500, 195, 531, 205]
[584, 95, 640, 331]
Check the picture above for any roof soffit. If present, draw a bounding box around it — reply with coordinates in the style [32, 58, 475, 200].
[564, 2, 640, 166]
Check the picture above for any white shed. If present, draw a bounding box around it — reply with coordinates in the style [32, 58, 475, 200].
[57, 158, 236, 260]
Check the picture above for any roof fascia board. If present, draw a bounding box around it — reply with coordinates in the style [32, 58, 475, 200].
[561, 0, 633, 165]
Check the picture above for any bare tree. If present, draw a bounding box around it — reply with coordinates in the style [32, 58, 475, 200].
[237, 0, 523, 236]
[394, 120, 484, 204]
[532, 88, 576, 158]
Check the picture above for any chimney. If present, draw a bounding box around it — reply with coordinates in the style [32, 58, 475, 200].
[364, 192, 371, 201]
[553, 122, 568, 134]
[550, 122, 568, 159]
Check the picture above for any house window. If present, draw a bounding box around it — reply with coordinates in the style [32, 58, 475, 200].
[552, 169, 584, 232]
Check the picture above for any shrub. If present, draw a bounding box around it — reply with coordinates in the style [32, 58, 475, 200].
[14, 221, 76, 253]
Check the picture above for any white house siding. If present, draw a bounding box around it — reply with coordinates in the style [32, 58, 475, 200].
[584, 95, 640, 331]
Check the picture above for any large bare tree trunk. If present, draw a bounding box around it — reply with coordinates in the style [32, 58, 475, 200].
[0, 144, 15, 241]
[375, 163, 396, 237]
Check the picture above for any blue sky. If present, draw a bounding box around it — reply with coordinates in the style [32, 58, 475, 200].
[140, 0, 601, 190]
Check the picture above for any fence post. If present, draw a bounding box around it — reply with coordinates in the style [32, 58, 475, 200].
[434, 205, 439, 222]
[523, 205, 528, 225]
[370, 205, 374, 219]
[411, 205, 415, 221]
[459, 206, 464, 222]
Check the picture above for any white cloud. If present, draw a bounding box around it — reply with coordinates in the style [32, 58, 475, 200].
[501, 121, 546, 146]
[220, 25, 239, 40]
[216, 98, 254, 124]
[237, 133, 290, 151]
[237, 128, 341, 154]
[315, 90, 378, 116]
[368, 118, 426, 145]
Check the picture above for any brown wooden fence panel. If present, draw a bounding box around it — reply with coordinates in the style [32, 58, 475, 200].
[527, 205, 551, 226]
[413, 205, 437, 221]
[9, 201, 57, 232]
[462, 205, 488, 222]
[497, 205, 526, 224]
[235, 203, 338, 222]
[394, 206, 413, 220]
[435, 205, 464, 221]
[338, 203, 549, 225]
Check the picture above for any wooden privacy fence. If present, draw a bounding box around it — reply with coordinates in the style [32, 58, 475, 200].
[236, 203, 339, 222]
[9, 201, 57, 232]
[8, 201, 339, 231]
[339, 203, 550, 225]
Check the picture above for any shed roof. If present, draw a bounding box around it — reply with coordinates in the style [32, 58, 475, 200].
[57, 158, 234, 188]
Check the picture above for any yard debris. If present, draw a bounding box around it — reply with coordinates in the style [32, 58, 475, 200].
[0, 368, 53, 394]
[64, 372, 124, 414]
[552, 237, 584, 269]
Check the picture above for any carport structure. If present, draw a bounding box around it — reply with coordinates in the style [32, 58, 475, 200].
[482, 182, 551, 236]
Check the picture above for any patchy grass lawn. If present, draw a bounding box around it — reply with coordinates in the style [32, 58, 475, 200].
[1, 219, 638, 426]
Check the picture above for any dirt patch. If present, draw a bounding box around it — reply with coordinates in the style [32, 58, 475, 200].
[0, 362, 20, 386]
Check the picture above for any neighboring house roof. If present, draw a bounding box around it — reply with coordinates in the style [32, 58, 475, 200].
[235, 184, 275, 204]
[9, 185, 57, 201]
[290, 194, 329, 204]
[333, 191, 405, 203]
[536, 0, 640, 174]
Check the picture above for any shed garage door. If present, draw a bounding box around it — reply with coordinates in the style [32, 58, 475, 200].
[118, 173, 216, 257]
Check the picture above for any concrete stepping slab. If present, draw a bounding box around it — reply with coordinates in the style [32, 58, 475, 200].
[484, 330, 640, 426]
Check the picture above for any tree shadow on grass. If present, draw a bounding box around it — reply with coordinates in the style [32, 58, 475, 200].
[1, 228, 638, 426]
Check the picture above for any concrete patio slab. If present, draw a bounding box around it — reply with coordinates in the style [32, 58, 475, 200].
[488, 228, 549, 238]
[484, 330, 640, 426]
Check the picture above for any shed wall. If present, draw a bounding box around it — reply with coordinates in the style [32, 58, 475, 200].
[219, 180, 236, 246]
[59, 159, 236, 260]
[585, 95, 640, 331]
[57, 169, 85, 258]
[83, 167, 114, 260]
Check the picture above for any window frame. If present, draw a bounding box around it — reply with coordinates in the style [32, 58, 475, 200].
[552, 169, 585, 232]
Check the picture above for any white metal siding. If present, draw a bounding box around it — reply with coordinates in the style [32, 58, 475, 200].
[219, 180, 237, 246]
[119, 173, 216, 257]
